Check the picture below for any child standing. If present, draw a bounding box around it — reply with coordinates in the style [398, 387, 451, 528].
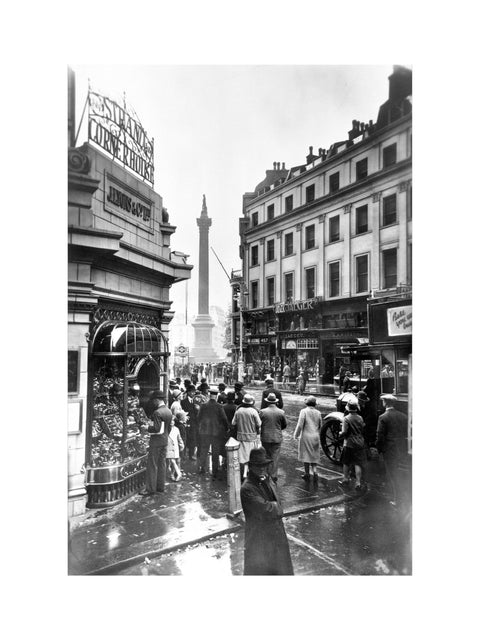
[167, 417, 185, 481]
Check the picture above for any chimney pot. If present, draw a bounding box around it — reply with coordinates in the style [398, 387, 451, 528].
[282, 162, 285, 170]
[309, 146, 313, 153]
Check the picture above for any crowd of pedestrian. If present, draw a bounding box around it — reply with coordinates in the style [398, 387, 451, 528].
[140, 371, 409, 573]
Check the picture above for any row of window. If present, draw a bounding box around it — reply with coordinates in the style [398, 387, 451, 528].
[250, 143, 398, 226]
[249, 248, 400, 307]
[250, 192, 407, 266]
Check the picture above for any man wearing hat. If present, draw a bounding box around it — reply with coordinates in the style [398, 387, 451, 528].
[141, 396, 173, 496]
[197, 389, 229, 477]
[233, 381, 245, 406]
[338, 399, 367, 491]
[168, 379, 179, 407]
[231, 393, 261, 479]
[260, 378, 283, 409]
[240, 447, 294, 575]
[217, 382, 228, 404]
[375, 394, 408, 506]
[180, 385, 200, 460]
[258, 392, 287, 482]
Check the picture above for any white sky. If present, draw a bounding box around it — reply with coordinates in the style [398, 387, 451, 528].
[72, 64, 392, 319]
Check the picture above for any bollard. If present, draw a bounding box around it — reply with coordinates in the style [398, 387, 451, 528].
[225, 437, 242, 515]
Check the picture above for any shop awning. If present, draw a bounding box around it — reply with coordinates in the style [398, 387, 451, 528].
[92, 321, 169, 354]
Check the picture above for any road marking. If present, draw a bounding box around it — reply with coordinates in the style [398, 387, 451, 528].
[286, 532, 352, 575]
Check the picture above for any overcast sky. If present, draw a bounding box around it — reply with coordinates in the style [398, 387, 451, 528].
[72, 64, 393, 320]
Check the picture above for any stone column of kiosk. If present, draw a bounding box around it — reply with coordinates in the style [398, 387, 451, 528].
[225, 437, 242, 515]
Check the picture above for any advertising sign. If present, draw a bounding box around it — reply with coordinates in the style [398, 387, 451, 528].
[387, 305, 412, 336]
[104, 173, 153, 229]
[88, 90, 154, 185]
[275, 296, 322, 314]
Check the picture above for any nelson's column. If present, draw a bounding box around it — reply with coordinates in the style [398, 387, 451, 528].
[190, 195, 219, 363]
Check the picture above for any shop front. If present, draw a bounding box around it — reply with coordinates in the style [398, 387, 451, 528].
[68, 77, 192, 515]
[337, 289, 412, 452]
[85, 320, 169, 508]
[243, 308, 276, 378]
[274, 296, 368, 383]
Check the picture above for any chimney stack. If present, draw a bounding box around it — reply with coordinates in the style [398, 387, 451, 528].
[389, 65, 412, 103]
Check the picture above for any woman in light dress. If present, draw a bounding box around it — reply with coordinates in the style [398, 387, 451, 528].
[293, 396, 323, 480]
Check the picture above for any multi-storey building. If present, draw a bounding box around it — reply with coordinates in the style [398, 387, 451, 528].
[233, 65, 412, 384]
[68, 72, 192, 514]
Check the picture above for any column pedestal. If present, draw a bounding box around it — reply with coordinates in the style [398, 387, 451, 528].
[190, 314, 220, 362]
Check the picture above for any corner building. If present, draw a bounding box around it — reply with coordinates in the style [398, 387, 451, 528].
[238, 66, 412, 384]
[68, 79, 192, 515]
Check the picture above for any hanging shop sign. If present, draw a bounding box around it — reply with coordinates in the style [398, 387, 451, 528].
[275, 296, 322, 314]
[387, 305, 412, 336]
[88, 89, 154, 185]
[104, 173, 153, 224]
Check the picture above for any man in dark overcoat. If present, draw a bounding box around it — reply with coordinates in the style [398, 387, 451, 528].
[240, 447, 293, 575]
[197, 389, 229, 477]
[260, 378, 283, 409]
[375, 393, 408, 506]
[180, 384, 199, 460]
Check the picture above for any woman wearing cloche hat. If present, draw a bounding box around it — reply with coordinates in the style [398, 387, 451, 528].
[337, 400, 367, 492]
[293, 396, 323, 480]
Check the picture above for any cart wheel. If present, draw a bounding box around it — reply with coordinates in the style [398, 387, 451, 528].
[320, 420, 343, 465]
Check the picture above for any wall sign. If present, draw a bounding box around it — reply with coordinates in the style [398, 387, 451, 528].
[104, 173, 153, 227]
[88, 90, 154, 185]
[275, 296, 322, 314]
[387, 305, 412, 336]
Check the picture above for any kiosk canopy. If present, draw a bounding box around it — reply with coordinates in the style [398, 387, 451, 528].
[92, 321, 168, 354]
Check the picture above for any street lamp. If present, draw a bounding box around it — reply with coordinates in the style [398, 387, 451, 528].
[231, 278, 248, 384]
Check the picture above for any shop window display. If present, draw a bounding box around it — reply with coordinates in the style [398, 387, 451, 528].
[85, 320, 169, 507]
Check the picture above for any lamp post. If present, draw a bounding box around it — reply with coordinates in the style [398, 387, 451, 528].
[237, 282, 248, 384]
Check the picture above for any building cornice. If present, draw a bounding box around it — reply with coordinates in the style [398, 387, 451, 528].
[243, 158, 411, 237]
[244, 113, 412, 209]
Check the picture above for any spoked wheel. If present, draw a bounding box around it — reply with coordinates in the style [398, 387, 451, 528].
[320, 419, 343, 465]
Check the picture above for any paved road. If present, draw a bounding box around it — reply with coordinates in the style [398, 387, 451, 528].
[117, 388, 411, 575]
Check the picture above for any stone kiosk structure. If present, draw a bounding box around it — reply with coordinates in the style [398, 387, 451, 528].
[68, 73, 192, 515]
[190, 195, 220, 363]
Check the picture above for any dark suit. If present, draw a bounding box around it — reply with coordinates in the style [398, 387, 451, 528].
[259, 405, 287, 478]
[260, 388, 283, 409]
[376, 407, 408, 503]
[240, 473, 293, 575]
[197, 399, 229, 475]
[145, 403, 172, 492]
[180, 395, 199, 458]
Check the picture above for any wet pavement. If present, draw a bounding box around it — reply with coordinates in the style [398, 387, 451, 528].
[68, 387, 411, 575]
[117, 492, 411, 576]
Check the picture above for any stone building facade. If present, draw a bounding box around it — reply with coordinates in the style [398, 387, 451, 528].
[233, 66, 412, 384]
[68, 123, 192, 514]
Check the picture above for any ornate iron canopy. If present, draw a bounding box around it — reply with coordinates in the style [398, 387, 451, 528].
[92, 321, 168, 355]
